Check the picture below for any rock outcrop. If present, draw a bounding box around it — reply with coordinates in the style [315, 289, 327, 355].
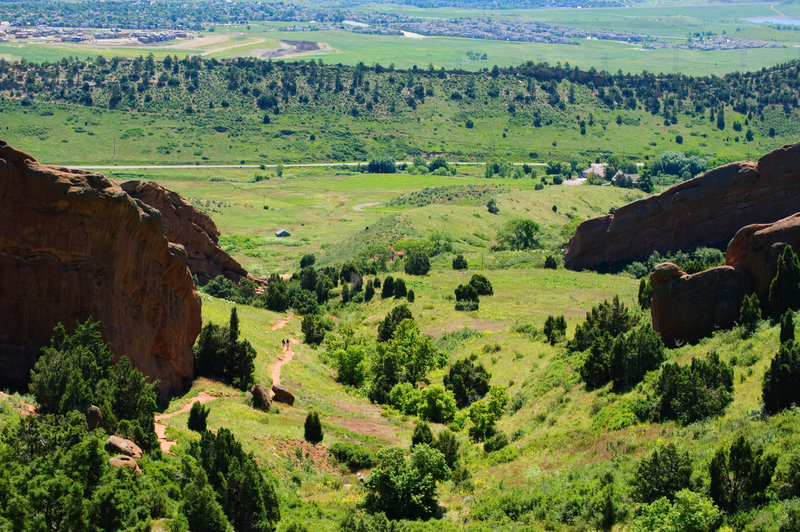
[271, 384, 295, 406]
[564, 142, 800, 271]
[0, 140, 201, 397]
[109, 455, 142, 474]
[651, 212, 800, 345]
[120, 180, 248, 285]
[251, 383, 272, 411]
[105, 435, 143, 458]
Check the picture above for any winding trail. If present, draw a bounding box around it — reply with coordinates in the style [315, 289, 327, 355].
[269, 313, 299, 391]
[154, 392, 218, 454]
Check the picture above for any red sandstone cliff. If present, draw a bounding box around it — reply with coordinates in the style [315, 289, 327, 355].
[120, 180, 248, 285]
[651, 212, 800, 345]
[0, 140, 201, 397]
[564, 142, 800, 271]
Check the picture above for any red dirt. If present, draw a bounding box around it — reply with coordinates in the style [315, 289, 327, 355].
[154, 391, 218, 454]
[0, 391, 36, 415]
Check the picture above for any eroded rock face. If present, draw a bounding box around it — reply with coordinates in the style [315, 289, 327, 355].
[565, 142, 800, 271]
[0, 140, 201, 397]
[251, 384, 272, 411]
[651, 212, 800, 345]
[120, 180, 248, 285]
[650, 263, 750, 346]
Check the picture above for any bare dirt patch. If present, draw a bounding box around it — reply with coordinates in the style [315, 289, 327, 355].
[257, 41, 332, 59]
[0, 391, 36, 415]
[154, 391, 219, 454]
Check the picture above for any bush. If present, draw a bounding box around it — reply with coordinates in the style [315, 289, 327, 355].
[631, 490, 720, 532]
[709, 435, 776, 513]
[544, 255, 558, 269]
[364, 280, 375, 302]
[418, 385, 457, 423]
[377, 304, 413, 342]
[404, 251, 431, 275]
[329, 443, 376, 471]
[304, 411, 323, 444]
[367, 157, 397, 173]
[444, 355, 491, 408]
[188, 401, 210, 433]
[763, 341, 800, 414]
[407, 289, 415, 303]
[632, 444, 693, 503]
[411, 421, 434, 447]
[638, 278, 653, 310]
[469, 274, 493, 296]
[770, 245, 800, 317]
[433, 430, 460, 469]
[300, 253, 316, 269]
[483, 432, 509, 453]
[782, 311, 796, 344]
[302, 314, 334, 346]
[739, 292, 762, 337]
[381, 276, 395, 299]
[569, 295, 638, 352]
[654, 351, 733, 424]
[393, 278, 407, 298]
[609, 324, 665, 390]
[487, 198, 499, 214]
[453, 254, 468, 270]
[543, 315, 567, 345]
[333, 344, 367, 387]
[497, 218, 540, 250]
[455, 284, 479, 311]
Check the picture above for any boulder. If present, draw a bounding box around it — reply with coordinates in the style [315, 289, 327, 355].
[108, 455, 142, 474]
[120, 180, 249, 285]
[86, 405, 103, 431]
[251, 383, 272, 411]
[650, 263, 750, 346]
[105, 435, 143, 458]
[271, 384, 295, 406]
[0, 140, 201, 398]
[565, 142, 800, 271]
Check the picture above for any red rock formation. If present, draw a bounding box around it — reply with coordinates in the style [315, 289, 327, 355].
[651, 212, 800, 345]
[120, 180, 248, 285]
[564, 142, 800, 271]
[0, 140, 200, 397]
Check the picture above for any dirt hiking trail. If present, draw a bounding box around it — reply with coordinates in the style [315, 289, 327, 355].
[154, 392, 218, 454]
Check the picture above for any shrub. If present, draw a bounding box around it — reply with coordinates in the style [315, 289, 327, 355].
[483, 432, 509, 453]
[544, 254, 558, 269]
[444, 355, 491, 408]
[407, 289, 415, 303]
[381, 276, 395, 299]
[389, 382, 424, 415]
[569, 295, 638, 352]
[393, 278, 407, 298]
[418, 385, 457, 423]
[782, 311, 795, 344]
[654, 351, 733, 423]
[543, 315, 567, 345]
[763, 341, 800, 414]
[329, 443, 376, 471]
[333, 344, 368, 387]
[631, 490, 720, 532]
[455, 284, 479, 311]
[469, 274, 493, 296]
[411, 421, 434, 447]
[770, 245, 800, 317]
[188, 401, 210, 433]
[709, 435, 776, 513]
[299, 253, 316, 269]
[433, 429, 460, 469]
[739, 292, 762, 337]
[632, 444, 693, 503]
[404, 251, 431, 275]
[302, 314, 334, 346]
[377, 304, 413, 342]
[487, 198, 499, 214]
[367, 157, 397, 173]
[453, 254, 468, 270]
[609, 324, 665, 390]
[304, 411, 323, 444]
[497, 218, 539, 250]
[638, 278, 653, 310]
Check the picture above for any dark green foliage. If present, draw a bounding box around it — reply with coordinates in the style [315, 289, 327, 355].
[304, 412, 323, 444]
[29, 319, 158, 449]
[299, 267, 318, 291]
[763, 341, 800, 414]
[203, 274, 250, 304]
[632, 444, 693, 503]
[569, 295, 638, 353]
[373, 277, 381, 288]
[381, 276, 395, 299]
[364, 445, 449, 520]
[286, 284, 320, 315]
[300, 253, 316, 269]
[483, 432, 508, 453]
[428, 156, 448, 172]
[739, 292, 762, 336]
[544, 254, 558, 269]
[188, 401, 210, 433]
[432, 430, 460, 469]
[709, 436, 777, 513]
[393, 278, 407, 298]
[407, 289, 415, 303]
[182, 470, 233, 532]
[579, 333, 614, 389]
[341, 282, 351, 303]
[543, 315, 567, 345]
[329, 443, 377, 472]
[411, 421, 434, 447]
[194, 308, 256, 390]
[487, 198, 499, 214]
[781, 311, 795, 344]
[654, 351, 733, 424]
[302, 314, 334, 346]
[190, 428, 280, 531]
[638, 278, 653, 309]
[770, 246, 800, 317]
[609, 324, 665, 389]
[624, 247, 724, 279]
[444, 355, 491, 408]
[469, 274, 493, 296]
[455, 284, 479, 311]
[404, 251, 431, 275]
[263, 275, 290, 312]
[365, 280, 375, 302]
[497, 218, 539, 250]
[377, 304, 413, 342]
[453, 254, 468, 270]
[367, 157, 397, 173]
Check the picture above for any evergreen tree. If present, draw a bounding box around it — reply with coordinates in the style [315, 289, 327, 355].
[709, 436, 776, 513]
[377, 305, 413, 342]
[739, 292, 762, 337]
[411, 421, 433, 447]
[452, 254, 468, 270]
[404, 251, 431, 275]
[455, 284, 479, 311]
[632, 444, 693, 503]
[781, 311, 795, 344]
[195, 308, 256, 390]
[393, 278, 407, 298]
[407, 289, 416, 303]
[638, 278, 653, 310]
[469, 274, 493, 296]
[364, 280, 375, 302]
[769, 246, 800, 317]
[188, 401, 210, 432]
[304, 412, 323, 444]
[181, 470, 232, 532]
[341, 282, 351, 303]
[763, 341, 800, 414]
[381, 276, 395, 299]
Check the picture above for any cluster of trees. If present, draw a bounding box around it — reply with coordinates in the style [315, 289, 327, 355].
[455, 274, 493, 311]
[29, 319, 159, 449]
[194, 307, 256, 390]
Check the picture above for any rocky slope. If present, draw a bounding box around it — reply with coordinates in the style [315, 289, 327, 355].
[564, 142, 800, 271]
[651, 212, 800, 345]
[0, 141, 201, 397]
[120, 180, 249, 285]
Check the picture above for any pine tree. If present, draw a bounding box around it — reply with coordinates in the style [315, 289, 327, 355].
[188, 401, 210, 432]
[781, 311, 795, 345]
[770, 246, 800, 317]
[739, 292, 761, 337]
[364, 280, 375, 302]
[304, 411, 323, 444]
